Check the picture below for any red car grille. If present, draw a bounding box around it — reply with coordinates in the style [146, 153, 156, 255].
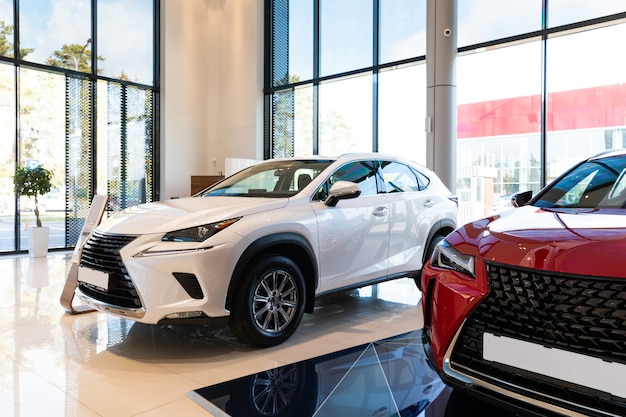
[450, 262, 626, 416]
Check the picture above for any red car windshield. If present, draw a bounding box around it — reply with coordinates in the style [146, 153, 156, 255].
[533, 154, 626, 209]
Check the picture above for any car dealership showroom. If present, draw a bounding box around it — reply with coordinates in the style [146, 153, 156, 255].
[2, 1, 626, 416]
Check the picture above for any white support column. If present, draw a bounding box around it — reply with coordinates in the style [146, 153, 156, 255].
[426, 0, 457, 192]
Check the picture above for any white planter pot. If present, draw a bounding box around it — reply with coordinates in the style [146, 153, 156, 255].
[28, 226, 50, 257]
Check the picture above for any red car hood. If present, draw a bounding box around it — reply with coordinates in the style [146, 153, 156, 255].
[448, 206, 626, 278]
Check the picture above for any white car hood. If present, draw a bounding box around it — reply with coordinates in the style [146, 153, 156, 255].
[99, 196, 289, 235]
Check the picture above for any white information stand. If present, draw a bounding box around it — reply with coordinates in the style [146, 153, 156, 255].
[60, 195, 109, 314]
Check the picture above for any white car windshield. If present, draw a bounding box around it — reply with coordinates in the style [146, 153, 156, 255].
[201, 159, 333, 198]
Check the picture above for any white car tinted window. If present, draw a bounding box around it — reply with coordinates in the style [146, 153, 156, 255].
[335, 161, 377, 195]
[321, 161, 378, 198]
[380, 161, 420, 193]
[203, 160, 333, 198]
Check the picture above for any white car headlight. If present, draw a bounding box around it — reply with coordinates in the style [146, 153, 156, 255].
[431, 240, 475, 278]
[162, 217, 241, 242]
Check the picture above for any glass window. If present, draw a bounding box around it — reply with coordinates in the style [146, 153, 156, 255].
[378, 64, 426, 165]
[266, 0, 626, 226]
[534, 155, 626, 209]
[546, 23, 626, 183]
[18, 69, 66, 249]
[327, 161, 378, 196]
[380, 161, 420, 193]
[98, 0, 154, 84]
[0, 0, 14, 58]
[294, 85, 314, 156]
[548, 1, 626, 27]
[268, 0, 430, 160]
[0, 63, 15, 250]
[320, 0, 372, 76]
[96, 80, 110, 197]
[66, 77, 94, 244]
[205, 160, 332, 198]
[319, 74, 372, 155]
[457, 41, 542, 222]
[126, 87, 153, 206]
[105, 83, 157, 211]
[414, 169, 430, 190]
[458, 0, 542, 47]
[380, 0, 426, 64]
[271, 89, 295, 158]
[289, 0, 313, 82]
[20, 0, 91, 70]
[0, 1, 158, 253]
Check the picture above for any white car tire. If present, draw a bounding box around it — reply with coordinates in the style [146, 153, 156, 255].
[229, 255, 306, 347]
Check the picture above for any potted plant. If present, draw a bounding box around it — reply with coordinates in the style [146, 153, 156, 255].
[13, 164, 54, 257]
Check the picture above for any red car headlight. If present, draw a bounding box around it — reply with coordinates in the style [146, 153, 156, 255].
[430, 240, 475, 278]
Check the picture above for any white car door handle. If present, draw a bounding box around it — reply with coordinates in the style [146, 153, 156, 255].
[372, 207, 388, 217]
[424, 199, 434, 208]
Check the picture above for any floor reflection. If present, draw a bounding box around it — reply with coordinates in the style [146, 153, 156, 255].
[188, 330, 535, 417]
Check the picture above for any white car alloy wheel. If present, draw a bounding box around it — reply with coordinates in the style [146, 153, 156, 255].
[230, 255, 306, 347]
[253, 269, 299, 333]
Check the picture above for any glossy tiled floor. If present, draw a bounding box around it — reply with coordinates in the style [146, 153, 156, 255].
[0, 252, 427, 417]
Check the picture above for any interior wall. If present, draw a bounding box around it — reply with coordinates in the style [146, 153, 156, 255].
[221, 0, 265, 163]
[160, 0, 264, 200]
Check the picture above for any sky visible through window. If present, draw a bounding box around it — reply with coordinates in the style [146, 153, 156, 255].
[15, 0, 153, 84]
[284, 1, 626, 131]
[285, 0, 626, 82]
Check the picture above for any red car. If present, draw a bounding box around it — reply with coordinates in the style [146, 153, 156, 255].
[421, 149, 626, 417]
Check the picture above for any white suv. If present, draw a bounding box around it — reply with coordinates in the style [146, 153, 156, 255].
[76, 154, 457, 347]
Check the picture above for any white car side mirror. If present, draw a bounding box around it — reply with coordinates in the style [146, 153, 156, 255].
[325, 181, 361, 207]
